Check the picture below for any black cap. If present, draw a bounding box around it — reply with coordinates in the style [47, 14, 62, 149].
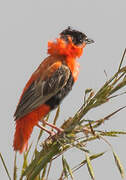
[60, 26, 94, 45]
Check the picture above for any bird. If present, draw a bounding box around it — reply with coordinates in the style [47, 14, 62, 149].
[13, 26, 94, 153]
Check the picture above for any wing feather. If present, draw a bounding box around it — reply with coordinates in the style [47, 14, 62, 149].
[14, 64, 70, 120]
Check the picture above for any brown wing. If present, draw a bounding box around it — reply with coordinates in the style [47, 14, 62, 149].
[14, 64, 70, 120]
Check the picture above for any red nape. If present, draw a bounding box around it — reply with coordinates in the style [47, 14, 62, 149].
[13, 104, 50, 153]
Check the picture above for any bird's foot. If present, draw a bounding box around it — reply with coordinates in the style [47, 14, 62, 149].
[42, 120, 64, 134]
[37, 124, 55, 136]
[37, 122, 64, 138]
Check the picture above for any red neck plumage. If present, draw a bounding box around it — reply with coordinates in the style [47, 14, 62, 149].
[48, 38, 85, 81]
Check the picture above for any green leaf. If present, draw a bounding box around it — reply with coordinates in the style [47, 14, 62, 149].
[90, 152, 106, 160]
[13, 152, 17, 180]
[85, 88, 93, 94]
[74, 143, 90, 153]
[72, 152, 105, 173]
[62, 156, 68, 178]
[84, 89, 94, 105]
[21, 143, 32, 176]
[64, 157, 74, 180]
[0, 152, 11, 180]
[110, 80, 126, 95]
[113, 151, 125, 179]
[34, 175, 41, 180]
[36, 129, 43, 146]
[82, 135, 99, 143]
[85, 153, 95, 180]
[22, 150, 43, 178]
[41, 164, 47, 179]
[53, 105, 60, 126]
[62, 155, 74, 180]
[118, 48, 126, 73]
[24, 143, 61, 180]
[100, 131, 126, 137]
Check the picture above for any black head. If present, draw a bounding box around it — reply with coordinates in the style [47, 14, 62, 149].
[60, 26, 94, 46]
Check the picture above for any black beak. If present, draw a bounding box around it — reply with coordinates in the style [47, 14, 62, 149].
[85, 37, 94, 45]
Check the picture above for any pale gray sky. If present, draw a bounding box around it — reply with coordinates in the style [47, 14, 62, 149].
[0, 0, 126, 179]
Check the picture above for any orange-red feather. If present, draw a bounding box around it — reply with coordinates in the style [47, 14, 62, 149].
[13, 37, 84, 153]
[13, 104, 50, 153]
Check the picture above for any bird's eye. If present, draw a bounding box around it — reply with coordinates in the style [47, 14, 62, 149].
[71, 36, 75, 42]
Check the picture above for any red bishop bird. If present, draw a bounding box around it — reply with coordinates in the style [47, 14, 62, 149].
[13, 26, 94, 153]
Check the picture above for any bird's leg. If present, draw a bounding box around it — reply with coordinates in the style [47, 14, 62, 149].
[37, 124, 55, 136]
[42, 120, 64, 134]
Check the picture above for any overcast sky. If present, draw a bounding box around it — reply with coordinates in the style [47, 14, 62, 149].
[0, 0, 126, 179]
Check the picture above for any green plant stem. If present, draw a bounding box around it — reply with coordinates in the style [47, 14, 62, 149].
[0, 153, 11, 180]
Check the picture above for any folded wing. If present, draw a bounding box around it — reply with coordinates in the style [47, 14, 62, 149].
[14, 64, 70, 120]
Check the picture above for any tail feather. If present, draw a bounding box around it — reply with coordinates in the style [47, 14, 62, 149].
[13, 104, 50, 153]
[13, 115, 39, 153]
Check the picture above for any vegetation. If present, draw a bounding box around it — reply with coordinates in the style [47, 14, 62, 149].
[1, 49, 126, 180]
